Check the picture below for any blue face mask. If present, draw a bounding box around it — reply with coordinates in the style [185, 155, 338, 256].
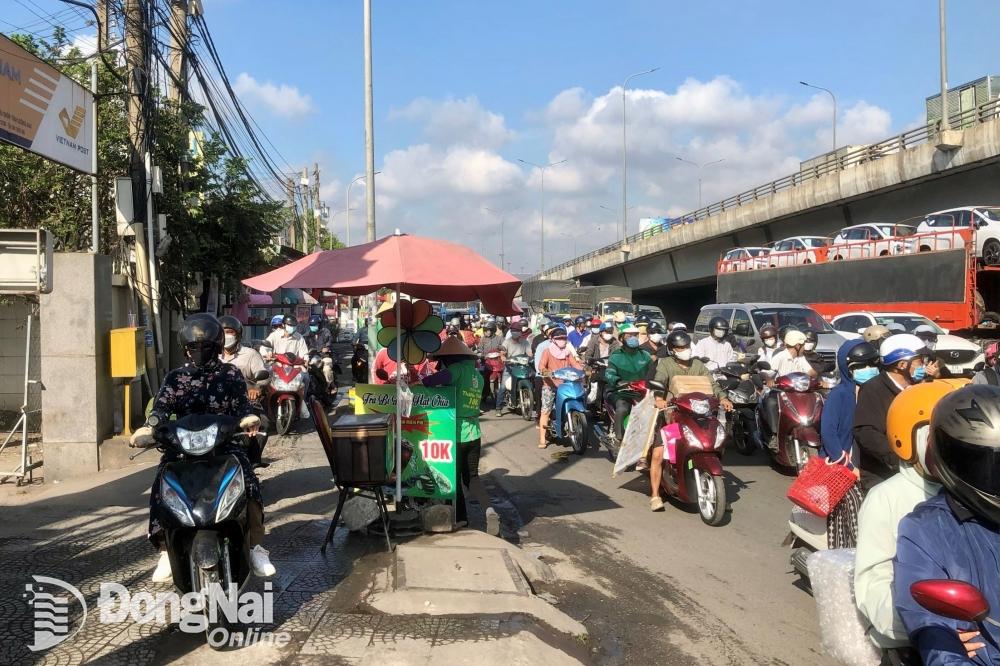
[910, 366, 927, 382]
[625, 337, 640, 349]
[309, 325, 319, 333]
[851, 367, 878, 384]
[285, 325, 296, 335]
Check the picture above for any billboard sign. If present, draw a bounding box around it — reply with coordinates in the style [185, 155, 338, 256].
[0, 35, 95, 174]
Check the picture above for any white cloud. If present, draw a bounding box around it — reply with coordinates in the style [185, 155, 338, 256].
[233, 72, 314, 118]
[370, 79, 895, 270]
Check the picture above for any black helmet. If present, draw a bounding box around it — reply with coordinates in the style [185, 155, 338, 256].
[666, 330, 692, 350]
[283, 314, 297, 327]
[648, 321, 663, 335]
[180, 314, 223, 367]
[845, 341, 879, 369]
[928, 385, 1000, 525]
[636, 314, 651, 326]
[709, 316, 730, 334]
[804, 330, 818, 344]
[485, 322, 497, 332]
[218, 315, 243, 347]
[760, 324, 778, 341]
[574, 315, 587, 326]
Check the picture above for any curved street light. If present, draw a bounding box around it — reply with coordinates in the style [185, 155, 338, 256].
[674, 156, 725, 209]
[518, 158, 567, 272]
[346, 171, 381, 246]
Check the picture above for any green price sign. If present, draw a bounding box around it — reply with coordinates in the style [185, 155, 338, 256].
[354, 384, 458, 500]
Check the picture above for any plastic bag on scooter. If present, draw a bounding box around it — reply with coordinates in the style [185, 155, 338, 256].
[807, 548, 880, 666]
[587, 380, 599, 405]
[612, 394, 658, 477]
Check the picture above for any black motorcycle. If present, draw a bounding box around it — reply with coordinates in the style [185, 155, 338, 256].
[149, 414, 253, 644]
[307, 350, 339, 407]
[351, 341, 369, 384]
[715, 360, 764, 456]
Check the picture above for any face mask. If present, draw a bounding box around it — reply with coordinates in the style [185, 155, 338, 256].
[309, 325, 319, 333]
[649, 333, 663, 344]
[285, 325, 296, 335]
[599, 332, 613, 342]
[851, 366, 878, 384]
[224, 334, 238, 349]
[763, 338, 776, 348]
[803, 342, 816, 351]
[591, 328, 600, 335]
[511, 332, 521, 339]
[712, 329, 726, 340]
[553, 339, 567, 349]
[674, 348, 692, 361]
[625, 337, 640, 349]
[910, 365, 927, 382]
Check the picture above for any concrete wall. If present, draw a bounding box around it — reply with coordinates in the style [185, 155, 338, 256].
[546, 117, 1000, 286]
[39, 253, 114, 482]
[0, 299, 41, 429]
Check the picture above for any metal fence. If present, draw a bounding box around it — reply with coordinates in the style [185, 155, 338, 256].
[538, 96, 1000, 278]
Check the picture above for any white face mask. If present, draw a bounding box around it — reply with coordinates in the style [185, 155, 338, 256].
[649, 333, 663, 344]
[804, 342, 816, 351]
[674, 348, 692, 361]
[224, 334, 238, 349]
[601, 332, 613, 341]
[763, 337, 776, 348]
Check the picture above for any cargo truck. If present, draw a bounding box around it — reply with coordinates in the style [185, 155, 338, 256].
[521, 279, 575, 316]
[569, 285, 634, 318]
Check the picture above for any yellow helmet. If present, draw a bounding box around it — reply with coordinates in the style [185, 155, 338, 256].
[886, 378, 969, 465]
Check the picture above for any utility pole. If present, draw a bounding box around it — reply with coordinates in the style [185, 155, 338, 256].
[168, 0, 189, 101]
[312, 163, 323, 251]
[363, 0, 376, 242]
[125, 0, 158, 389]
[285, 178, 297, 248]
[300, 167, 310, 252]
[96, 0, 109, 52]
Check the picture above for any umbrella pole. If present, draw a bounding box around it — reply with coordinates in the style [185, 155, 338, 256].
[395, 286, 403, 510]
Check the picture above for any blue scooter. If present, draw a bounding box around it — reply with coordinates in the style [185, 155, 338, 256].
[548, 366, 591, 455]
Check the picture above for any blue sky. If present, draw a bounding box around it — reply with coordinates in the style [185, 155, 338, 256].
[5, 0, 997, 271]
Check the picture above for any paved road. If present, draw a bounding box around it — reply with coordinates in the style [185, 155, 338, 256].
[478, 411, 835, 665]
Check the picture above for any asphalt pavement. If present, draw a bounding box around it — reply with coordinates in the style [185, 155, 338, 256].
[478, 409, 836, 665]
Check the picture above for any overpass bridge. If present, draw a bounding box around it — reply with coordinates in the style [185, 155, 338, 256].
[537, 98, 1000, 323]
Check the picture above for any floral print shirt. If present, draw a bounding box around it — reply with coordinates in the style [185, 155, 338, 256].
[150, 360, 252, 423]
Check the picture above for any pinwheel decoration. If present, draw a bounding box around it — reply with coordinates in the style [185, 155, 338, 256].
[376, 299, 444, 363]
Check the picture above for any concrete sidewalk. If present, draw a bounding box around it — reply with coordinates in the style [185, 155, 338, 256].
[0, 426, 592, 665]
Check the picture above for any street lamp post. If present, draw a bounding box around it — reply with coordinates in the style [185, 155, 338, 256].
[799, 81, 837, 151]
[621, 67, 659, 243]
[346, 171, 381, 246]
[674, 157, 725, 209]
[484, 206, 518, 270]
[518, 158, 567, 273]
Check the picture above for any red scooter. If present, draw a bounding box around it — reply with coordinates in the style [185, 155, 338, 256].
[659, 391, 728, 525]
[761, 372, 824, 472]
[265, 353, 307, 436]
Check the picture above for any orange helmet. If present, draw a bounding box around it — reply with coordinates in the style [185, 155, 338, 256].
[886, 378, 969, 466]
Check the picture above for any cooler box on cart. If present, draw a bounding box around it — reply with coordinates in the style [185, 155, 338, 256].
[328, 413, 391, 485]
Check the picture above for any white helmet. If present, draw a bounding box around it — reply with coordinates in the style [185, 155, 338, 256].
[880, 333, 928, 366]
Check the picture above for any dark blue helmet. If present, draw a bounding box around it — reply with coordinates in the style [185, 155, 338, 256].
[309, 314, 324, 326]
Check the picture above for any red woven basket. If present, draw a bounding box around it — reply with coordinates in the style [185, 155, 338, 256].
[786, 457, 857, 517]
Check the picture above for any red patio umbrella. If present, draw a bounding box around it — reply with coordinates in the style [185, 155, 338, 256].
[243, 232, 522, 505]
[242, 233, 521, 315]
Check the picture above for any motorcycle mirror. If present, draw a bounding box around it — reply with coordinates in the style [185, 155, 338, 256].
[253, 370, 270, 381]
[910, 580, 990, 624]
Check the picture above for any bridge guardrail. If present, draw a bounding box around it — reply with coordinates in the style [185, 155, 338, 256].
[539, 97, 1000, 278]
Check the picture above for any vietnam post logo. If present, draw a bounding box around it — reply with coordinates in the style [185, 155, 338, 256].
[58, 105, 86, 139]
[23, 575, 88, 652]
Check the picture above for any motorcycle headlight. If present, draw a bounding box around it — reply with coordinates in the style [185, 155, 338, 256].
[689, 399, 711, 416]
[215, 467, 245, 523]
[714, 423, 726, 449]
[176, 423, 219, 456]
[790, 375, 811, 392]
[160, 477, 195, 526]
[681, 425, 703, 449]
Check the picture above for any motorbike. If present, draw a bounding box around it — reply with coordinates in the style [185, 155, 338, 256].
[148, 414, 253, 645]
[306, 350, 338, 407]
[480, 350, 504, 408]
[759, 372, 824, 472]
[659, 391, 728, 525]
[714, 361, 762, 457]
[545, 366, 591, 455]
[350, 341, 369, 384]
[503, 354, 536, 420]
[265, 353, 307, 436]
[594, 377, 648, 460]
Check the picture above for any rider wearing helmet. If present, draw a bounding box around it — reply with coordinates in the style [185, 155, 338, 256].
[131, 314, 274, 581]
[566, 315, 587, 349]
[646, 331, 732, 512]
[854, 334, 930, 491]
[973, 341, 1000, 386]
[855, 378, 971, 657]
[265, 314, 310, 361]
[219, 315, 268, 398]
[304, 314, 337, 386]
[605, 325, 653, 440]
[757, 324, 781, 364]
[693, 316, 736, 371]
[893, 384, 1000, 665]
[801, 330, 834, 374]
[537, 326, 583, 449]
[862, 324, 892, 346]
[479, 320, 503, 354]
[640, 321, 663, 356]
